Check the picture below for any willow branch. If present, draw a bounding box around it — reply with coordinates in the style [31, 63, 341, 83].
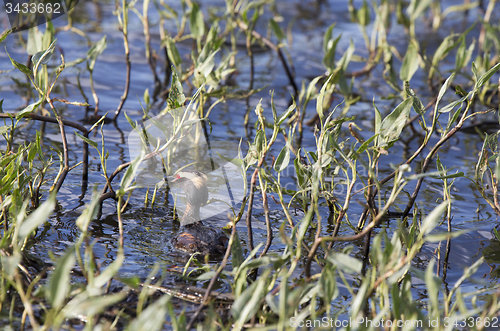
[258, 174, 273, 258]
[245, 168, 258, 252]
[113, 0, 131, 121]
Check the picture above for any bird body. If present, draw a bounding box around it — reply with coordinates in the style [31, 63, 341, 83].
[168, 170, 229, 256]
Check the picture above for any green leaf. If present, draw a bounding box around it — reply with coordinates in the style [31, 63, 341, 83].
[294, 156, 306, 188]
[231, 231, 244, 269]
[430, 33, 460, 78]
[455, 38, 475, 73]
[0, 253, 21, 280]
[426, 229, 467, 242]
[400, 42, 419, 82]
[379, 97, 413, 145]
[120, 154, 143, 193]
[0, 29, 13, 44]
[425, 259, 441, 315]
[18, 193, 56, 240]
[6, 50, 33, 76]
[216, 152, 245, 169]
[475, 134, 489, 183]
[270, 91, 278, 124]
[74, 131, 98, 149]
[0, 126, 9, 135]
[232, 271, 269, 329]
[322, 23, 342, 71]
[320, 264, 338, 302]
[143, 88, 150, 106]
[189, 2, 205, 39]
[450, 257, 484, 295]
[317, 74, 334, 120]
[93, 253, 124, 289]
[254, 129, 265, 156]
[16, 100, 42, 119]
[32, 38, 57, 71]
[269, 19, 285, 41]
[494, 228, 500, 241]
[355, 133, 378, 157]
[274, 145, 290, 173]
[166, 68, 186, 110]
[323, 23, 336, 53]
[87, 36, 107, 71]
[165, 37, 182, 69]
[75, 190, 101, 232]
[357, 0, 370, 26]
[336, 39, 355, 71]
[126, 295, 171, 331]
[496, 154, 500, 191]
[429, 171, 464, 180]
[404, 82, 425, 115]
[64, 293, 126, 319]
[349, 277, 369, 318]
[472, 61, 478, 82]
[118, 276, 141, 288]
[27, 28, 43, 55]
[277, 101, 296, 125]
[407, 0, 432, 21]
[421, 200, 449, 236]
[435, 73, 455, 113]
[194, 49, 217, 82]
[373, 99, 381, 140]
[475, 62, 500, 90]
[326, 252, 362, 274]
[46, 246, 76, 310]
[27, 143, 37, 163]
[439, 93, 468, 113]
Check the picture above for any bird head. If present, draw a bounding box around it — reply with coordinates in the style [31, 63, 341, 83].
[167, 170, 208, 209]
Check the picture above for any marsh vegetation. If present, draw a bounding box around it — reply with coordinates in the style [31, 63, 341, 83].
[1, 0, 500, 330]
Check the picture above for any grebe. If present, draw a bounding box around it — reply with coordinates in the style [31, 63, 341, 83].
[167, 170, 229, 256]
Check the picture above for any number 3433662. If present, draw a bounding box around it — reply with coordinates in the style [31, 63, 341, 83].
[5, 2, 61, 14]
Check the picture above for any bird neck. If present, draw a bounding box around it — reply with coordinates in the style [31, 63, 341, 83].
[181, 202, 201, 226]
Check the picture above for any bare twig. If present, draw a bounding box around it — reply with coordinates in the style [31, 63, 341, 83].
[113, 0, 131, 121]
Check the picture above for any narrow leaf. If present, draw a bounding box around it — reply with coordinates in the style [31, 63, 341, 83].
[47, 247, 76, 310]
[18, 193, 56, 240]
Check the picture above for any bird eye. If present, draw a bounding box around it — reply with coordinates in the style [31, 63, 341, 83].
[176, 174, 181, 179]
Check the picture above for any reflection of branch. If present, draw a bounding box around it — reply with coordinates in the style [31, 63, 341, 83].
[237, 20, 299, 96]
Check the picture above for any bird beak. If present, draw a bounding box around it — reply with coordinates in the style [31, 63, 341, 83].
[165, 176, 177, 184]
